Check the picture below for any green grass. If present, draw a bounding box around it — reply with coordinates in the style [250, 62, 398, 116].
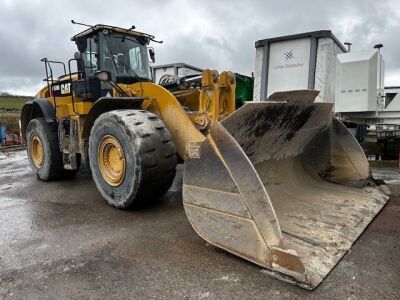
[0, 96, 33, 131]
[0, 96, 31, 111]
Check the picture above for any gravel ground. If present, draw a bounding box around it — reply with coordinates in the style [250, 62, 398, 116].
[0, 150, 399, 299]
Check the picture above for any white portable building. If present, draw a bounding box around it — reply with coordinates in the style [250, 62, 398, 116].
[254, 30, 346, 102]
[335, 49, 384, 113]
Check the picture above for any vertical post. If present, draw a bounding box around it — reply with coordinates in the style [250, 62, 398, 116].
[260, 45, 269, 101]
[19, 120, 23, 145]
[308, 37, 318, 91]
[374, 44, 384, 118]
[344, 42, 352, 52]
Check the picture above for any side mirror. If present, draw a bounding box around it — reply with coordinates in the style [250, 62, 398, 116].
[95, 70, 112, 82]
[149, 48, 155, 63]
[74, 52, 82, 61]
[75, 36, 87, 52]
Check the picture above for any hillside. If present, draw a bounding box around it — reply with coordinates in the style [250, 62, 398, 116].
[0, 95, 33, 131]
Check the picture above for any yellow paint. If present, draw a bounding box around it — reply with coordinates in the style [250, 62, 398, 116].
[35, 85, 48, 99]
[173, 89, 200, 111]
[198, 69, 236, 122]
[67, 101, 92, 115]
[218, 71, 236, 120]
[130, 82, 205, 158]
[117, 84, 137, 97]
[34, 69, 237, 159]
[199, 69, 220, 121]
[97, 135, 126, 186]
[30, 134, 44, 168]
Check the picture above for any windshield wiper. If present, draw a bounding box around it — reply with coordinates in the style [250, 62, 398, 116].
[113, 58, 142, 80]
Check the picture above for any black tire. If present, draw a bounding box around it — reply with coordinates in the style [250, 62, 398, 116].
[26, 118, 64, 181]
[88, 110, 177, 208]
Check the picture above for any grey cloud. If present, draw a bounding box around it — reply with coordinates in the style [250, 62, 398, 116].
[0, 0, 399, 95]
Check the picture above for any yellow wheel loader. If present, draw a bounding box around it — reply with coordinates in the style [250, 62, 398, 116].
[21, 23, 389, 289]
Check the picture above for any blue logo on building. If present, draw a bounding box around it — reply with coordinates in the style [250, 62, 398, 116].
[284, 50, 294, 61]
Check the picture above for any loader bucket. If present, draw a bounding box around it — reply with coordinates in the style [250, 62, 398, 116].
[183, 90, 389, 289]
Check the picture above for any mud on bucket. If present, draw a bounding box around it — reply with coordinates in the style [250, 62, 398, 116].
[183, 90, 389, 289]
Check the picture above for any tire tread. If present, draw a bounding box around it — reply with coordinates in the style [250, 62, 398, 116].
[89, 110, 177, 208]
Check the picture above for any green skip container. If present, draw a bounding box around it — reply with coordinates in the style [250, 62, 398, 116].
[234, 73, 254, 108]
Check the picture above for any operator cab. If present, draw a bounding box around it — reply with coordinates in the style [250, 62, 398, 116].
[70, 24, 156, 99]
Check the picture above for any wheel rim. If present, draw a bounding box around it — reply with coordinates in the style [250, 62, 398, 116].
[30, 134, 44, 168]
[98, 135, 126, 186]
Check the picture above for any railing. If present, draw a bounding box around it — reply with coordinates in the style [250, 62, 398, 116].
[41, 57, 89, 117]
[41, 58, 67, 117]
[376, 129, 400, 140]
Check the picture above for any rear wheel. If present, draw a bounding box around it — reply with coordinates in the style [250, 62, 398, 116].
[88, 110, 177, 208]
[26, 118, 80, 180]
[26, 118, 64, 180]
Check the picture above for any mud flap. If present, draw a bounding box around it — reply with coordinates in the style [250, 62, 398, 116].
[183, 91, 389, 289]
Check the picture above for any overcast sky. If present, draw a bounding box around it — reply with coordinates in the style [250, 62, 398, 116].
[0, 0, 399, 95]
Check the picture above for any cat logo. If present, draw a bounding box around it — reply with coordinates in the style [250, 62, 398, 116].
[61, 83, 71, 95]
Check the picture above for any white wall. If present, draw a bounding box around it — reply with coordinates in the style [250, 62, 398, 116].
[314, 38, 344, 103]
[253, 34, 344, 103]
[335, 50, 383, 112]
[253, 47, 264, 101]
[384, 88, 400, 111]
[266, 38, 311, 96]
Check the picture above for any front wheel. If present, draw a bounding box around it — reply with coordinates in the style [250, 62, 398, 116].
[88, 110, 177, 208]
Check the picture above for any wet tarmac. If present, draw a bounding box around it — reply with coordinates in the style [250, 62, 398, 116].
[0, 150, 399, 299]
